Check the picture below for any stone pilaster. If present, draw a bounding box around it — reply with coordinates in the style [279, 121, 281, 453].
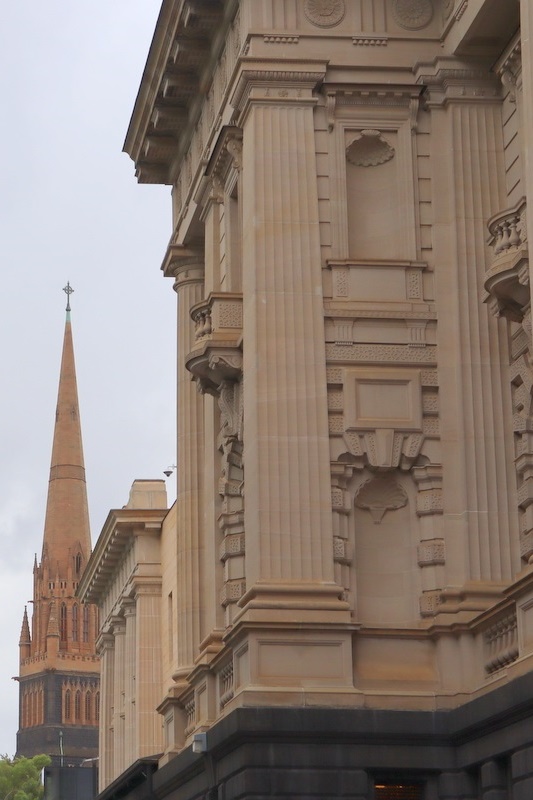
[96, 633, 114, 792]
[438, 770, 477, 800]
[111, 617, 126, 779]
[135, 582, 164, 757]
[169, 250, 206, 682]
[416, 59, 519, 593]
[480, 758, 508, 800]
[512, 745, 533, 799]
[233, 68, 347, 615]
[122, 601, 136, 765]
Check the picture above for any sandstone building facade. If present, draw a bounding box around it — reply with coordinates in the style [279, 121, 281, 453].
[82, 0, 533, 797]
[17, 301, 99, 765]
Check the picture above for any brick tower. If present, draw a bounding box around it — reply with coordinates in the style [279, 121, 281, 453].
[16, 286, 99, 765]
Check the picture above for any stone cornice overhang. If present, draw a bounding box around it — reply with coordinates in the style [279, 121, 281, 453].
[77, 508, 167, 605]
[149, 674, 533, 796]
[95, 757, 161, 800]
[123, 0, 239, 185]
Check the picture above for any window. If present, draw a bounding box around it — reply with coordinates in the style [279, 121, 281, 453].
[83, 604, 89, 642]
[60, 603, 67, 640]
[75, 552, 82, 575]
[85, 692, 91, 723]
[64, 689, 71, 721]
[72, 604, 78, 641]
[75, 690, 81, 721]
[95, 692, 100, 723]
[374, 784, 423, 800]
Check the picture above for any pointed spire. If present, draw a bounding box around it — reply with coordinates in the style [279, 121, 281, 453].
[19, 608, 31, 646]
[41, 290, 91, 578]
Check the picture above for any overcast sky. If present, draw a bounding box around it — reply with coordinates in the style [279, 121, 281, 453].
[0, 3, 176, 756]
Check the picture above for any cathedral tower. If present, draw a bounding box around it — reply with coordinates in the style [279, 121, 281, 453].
[16, 286, 99, 765]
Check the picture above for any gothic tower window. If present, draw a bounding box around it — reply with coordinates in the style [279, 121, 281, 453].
[83, 604, 89, 643]
[95, 691, 100, 723]
[75, 690, 81, 721]
[85, 691, 91, 723]
[75, 552, 82, 575]
[60, 602, 67, 641]
[64, 689, 71, 721]
[72, 603, 79, 642]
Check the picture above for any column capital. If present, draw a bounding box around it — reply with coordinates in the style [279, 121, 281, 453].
[110, 615, 126, 636]
[230, 61, 327, 122]
[122, 600, 136, 618]
[161, 243, 205, 288]
[414, 56, 501, 108]
[96, 632, 115, 655]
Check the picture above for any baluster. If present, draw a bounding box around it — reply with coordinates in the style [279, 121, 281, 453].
[500, 220, 511, 252]
[494, 222, 505, 255]
[509, 215, 521, 247]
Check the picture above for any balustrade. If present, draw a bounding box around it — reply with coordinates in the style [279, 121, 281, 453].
[483, 612, 519, 675]
[484, 198, 529, 320]
[186, 293, 243, 394]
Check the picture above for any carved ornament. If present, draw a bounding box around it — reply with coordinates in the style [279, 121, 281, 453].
[346, 130, 395, 167]
[392, 0, 433, 30]
[304, 0, 346, 27]
[355, 476, 408, 523]
[442, 0, 454, 19]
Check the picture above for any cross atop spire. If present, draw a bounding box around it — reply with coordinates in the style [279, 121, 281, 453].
[63, 282, 74, 312]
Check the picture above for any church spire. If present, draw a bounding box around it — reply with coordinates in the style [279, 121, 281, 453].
[41, 286, 91, 578]
[19, 607, 31, 659]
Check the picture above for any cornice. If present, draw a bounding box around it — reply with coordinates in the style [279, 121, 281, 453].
[414, 56, 501, 106]
[124, 0, 239, 185]
[230, 61, 327, 116]
[77, 508, 167, 605]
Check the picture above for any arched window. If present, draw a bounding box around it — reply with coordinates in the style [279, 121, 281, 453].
[95, 692, 100, 723]
[83, 605, 90, 643]
[64, 689, 71, 721]
[60, 602, 67, 641]
[85, 692, 91, 723]
[75, 552, 82, 575]
[72, 604, 79, 642]
[75, 690, 81, 721]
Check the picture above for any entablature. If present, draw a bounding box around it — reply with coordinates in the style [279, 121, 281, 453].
[124, 0, 239, 185]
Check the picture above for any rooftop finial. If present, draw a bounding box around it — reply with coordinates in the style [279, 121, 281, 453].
[63, 282, 74, 312]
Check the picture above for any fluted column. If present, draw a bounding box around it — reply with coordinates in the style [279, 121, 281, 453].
[416, 60, 520, 589]
[135, 582, 164, 757]
[111, 617, 126, 779]
[122, 601, 136, 765]
[97, 633, 114, 791]
[171, 251, 206, 683]
[236, 70, 345, 611]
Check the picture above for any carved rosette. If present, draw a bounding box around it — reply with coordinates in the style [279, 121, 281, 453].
[391, 0, 434, 29]
[304, 0, 346, 27]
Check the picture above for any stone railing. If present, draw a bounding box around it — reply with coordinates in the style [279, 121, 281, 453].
[484, 198, 529, 321]
[183, 695, 196, 738]
[218, 661, 234, 709]
[488, 198, 527, 255]
[483, 612, 519, 675]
